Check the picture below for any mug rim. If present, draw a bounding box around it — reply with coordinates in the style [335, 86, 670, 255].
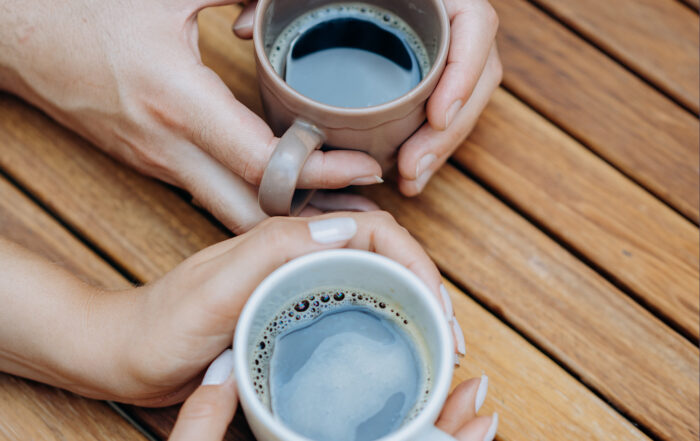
[232, 249, 454, 441]
[252, 0, 451, 118]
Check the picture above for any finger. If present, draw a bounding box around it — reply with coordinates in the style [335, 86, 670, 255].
[182, 67, 382, 190]
[202, 212, 445, 316]
[169, 350, 237, 441]
[299, 206, 324, 217]
[169, 139, 268, 235]
[308, 191, 381, 212]
[233, 1, 257, 39]
[398, 45, 502, 196]
[455, 414, 498, 441]
[427, 0, 499, 130]
[435, 376, 489, 434]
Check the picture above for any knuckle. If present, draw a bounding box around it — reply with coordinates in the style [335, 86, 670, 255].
[366, 210, 397, 227]
[484, 4, 500, 31]
[258, 217, 296, 245]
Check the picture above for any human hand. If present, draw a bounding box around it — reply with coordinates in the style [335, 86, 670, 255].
[169, 350, 498, 441]
[100, 211, 464, 406]
[0, 0, 383, 233]
[233, 0, 502, 197]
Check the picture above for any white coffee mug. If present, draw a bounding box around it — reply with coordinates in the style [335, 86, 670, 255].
[233, 249, 457, 441]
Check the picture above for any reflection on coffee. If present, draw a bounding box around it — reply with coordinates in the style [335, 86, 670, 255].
[267, 3, 431, 108]
[250, 289, 432, 441]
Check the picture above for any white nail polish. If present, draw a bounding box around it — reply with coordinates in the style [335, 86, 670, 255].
[202, 349, 234, 386]
[439, 284, 454, 320]
[454, 354, 461, 366]
[475, 374, 489, 412]
[308, 217, 357, 244]
[451, 318, 466, 356]
[350, 175, 384, 186]
[445, 100, 463, 128]
[415, 154, 437, 178]
[414, 169, 433, 192]
[483, 413, 498, 441]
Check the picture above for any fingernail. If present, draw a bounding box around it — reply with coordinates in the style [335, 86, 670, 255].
[233, 12, 254, 32]
[202, 349, 234, 386]
[439, 284, 454, 321]
[454, 354, 461, 366]
[309, 217, 357, 244]
[415, 154, 437, 178]
[451, 318, 466, 356]
[475, 374, 489, 412]
[445, 100, 463, 129]
[483, 413, 498, 441]
[350, 175, 384, 186]
[414, 169, 434, 193]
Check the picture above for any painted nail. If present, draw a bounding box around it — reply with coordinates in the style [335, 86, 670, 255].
[202, 349, 234, 386]
[475, 374, 489, 412]
[483, 413, 499, 441]
[414, 169, 434, 193]
[454, 354, 461, 366]
[308, 217, 357, 244]
[451, 318, 466, 356]
[350, 175, 384, 186]
[415, 154, 437, 178]
[439, 284, 454, 321]
[233, 12, 254, 32]
[445, 100, 463, 129]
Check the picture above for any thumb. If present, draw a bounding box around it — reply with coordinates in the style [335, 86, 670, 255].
[169, 350, 237, 441]
[233, 1, 257, 39]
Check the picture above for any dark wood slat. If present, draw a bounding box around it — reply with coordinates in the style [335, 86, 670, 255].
[0, 154, 652, 441]
[679, 0, 699, 12]
[454, 89, 699, 339]
[493, 0, 700, 223]
[529, 0, 698, 112]
[0, 178, 144, 441]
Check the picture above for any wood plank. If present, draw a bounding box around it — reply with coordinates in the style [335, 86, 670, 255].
[530, 0, 698, 112]
[455, 89, 700, 339]
[0, 159, 651, 441]
[493, 0, 700, 223]
[0, 179, 144, 441]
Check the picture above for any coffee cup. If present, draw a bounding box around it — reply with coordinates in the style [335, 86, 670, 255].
[232, 249, 457, 441]
[252, 0, 450, 216]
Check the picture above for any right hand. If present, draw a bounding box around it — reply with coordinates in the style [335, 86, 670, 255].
[170, 350, 498, 441]
[0, 0, 383, 233]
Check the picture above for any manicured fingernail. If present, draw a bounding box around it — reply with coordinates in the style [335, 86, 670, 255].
[451, 318, 466, 356]
[483, 413, 498, 441]
[202, 349, 234, 385]
[309, 217, 357, 244]
[475, 374, 489, 412]
[445, 100, 463, 129]
[233, 12, 254, 32]
[415, 154, 437, 178]
[350, 175, 384, 186]
[454, 354, 461, 366]
[439, 284, 454, 320]
[414, 169, 434, 193]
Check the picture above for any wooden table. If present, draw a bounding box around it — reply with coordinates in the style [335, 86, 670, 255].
[0, 2, 698, 440]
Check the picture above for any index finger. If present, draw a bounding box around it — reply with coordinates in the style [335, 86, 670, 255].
[427, 0, 499, 130]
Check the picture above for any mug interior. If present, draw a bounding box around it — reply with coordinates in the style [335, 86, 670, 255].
[233, 249, 453, 441]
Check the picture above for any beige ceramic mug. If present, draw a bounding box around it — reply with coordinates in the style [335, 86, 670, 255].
[253, 0, 450, 216]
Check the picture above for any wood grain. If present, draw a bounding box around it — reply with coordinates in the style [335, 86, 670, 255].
[530, 0, 698, 112]
[455, 89, 700, 339]
[0, 165, 651, 441]
[493, 0, 700, 223]
[0, 179, 143, 441]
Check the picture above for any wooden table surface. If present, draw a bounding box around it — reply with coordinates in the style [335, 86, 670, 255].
[0, 2, 698, 440]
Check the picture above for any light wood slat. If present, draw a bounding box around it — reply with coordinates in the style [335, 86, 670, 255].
[530, 0, 698, 112]
[492, 0, 700, 223]
[0, 179, 144, 441]
[455, 89, 700, 339]
[0, 157, 652, 441]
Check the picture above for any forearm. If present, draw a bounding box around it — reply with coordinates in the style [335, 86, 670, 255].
[0, 237, 139, 400]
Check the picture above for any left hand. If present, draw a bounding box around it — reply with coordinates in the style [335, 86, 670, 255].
[233, 0, 502, 196]
[170, 351, 499, 441]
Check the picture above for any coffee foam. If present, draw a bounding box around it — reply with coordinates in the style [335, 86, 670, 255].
[267, 2, 431, 79]
[249, 288, 433, 429]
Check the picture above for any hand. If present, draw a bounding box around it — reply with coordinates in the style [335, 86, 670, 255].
[0, 0, 383, 234]
[170, 351, 498, 441]
[233, 0, 502, 197]
[101, 211, 463, 405]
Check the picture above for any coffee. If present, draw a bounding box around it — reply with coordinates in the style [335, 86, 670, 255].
[267, 3, 431, 108]
[249, 289, 432, 441]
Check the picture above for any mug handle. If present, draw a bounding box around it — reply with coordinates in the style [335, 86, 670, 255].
[258, 119, 325, 216]
[413, 426, 458, 441]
